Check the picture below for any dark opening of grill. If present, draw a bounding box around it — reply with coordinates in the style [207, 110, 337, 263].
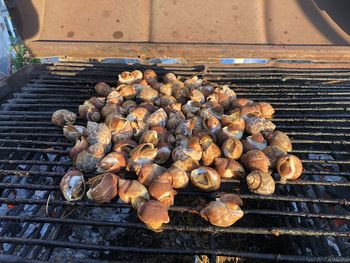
[0, 62, 349, 262]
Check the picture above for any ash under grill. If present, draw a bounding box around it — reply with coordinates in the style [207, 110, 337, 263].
[0, 62, 350, 262]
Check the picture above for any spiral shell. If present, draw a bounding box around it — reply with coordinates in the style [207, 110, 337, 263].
[263, 145, 287, 169]
[52, 109, 77, 127]
[258, 102, 275, 119]
[148, 173, 176, 208]
[112, 139, 138, 157]
[126, 107, 150, 122]
[130, 120, 147, 139]
[221, 109, 245, 129]
[87, 123, 111, 146]
[86, 173, 119, 203]
[200, 137, 221, 166]
[137, 200, 170, 232]
[276, 155, 303, 183]
[184, 75, 203, 89]
[106, 90, 123, 105]
[159, 83, 173, 96]
[190, 89, 205, 103]
[172, 158, 200, 172]
[245, 117, 276, 135]
[175, 118, 196, 137]
[231, 98, 253, 108]
[74, 143, 105, 173]
[70, 136, 89, 160]
[172, 137, 202, 162]
[246, 170, 275, 195]
[181, 100, 201, 117]
[241, 150, 270, 172]
[240, 104, 262, 119]
[95, 82, 112, 97]
[166, 167, 189, 189]
[214, 158, 245, 179]
[96, 151, 126, 173]
[155, 141, 172, 164]
[118, 179, 150, 209]
[146, 108, 167, 127]
[167, 111, 186, 130]
[263, 131, 292, 152]
[190, 167, 221, 192]
[202, 115, 222, 135]
[79, 101, 101, 122]
[137, 86, 159, 102]
[143, 69, 159, 87]
[101, 103, 125, 120]
[128, 143, 158, 172]
[116, 84, 137, 100]
[137, 163, 167, 187]
[118, 71, 142, 85]
[242, 133, 267, 152]
[200, 194, 244, 227]
[218, 124, 244, 142]
[222, 138, 243, 160]
[122, 100, 137, 113]
[139, 130, 159, 146]
[163, 72, 177, 83]
[60, 170, 85, 201]
[88, 97, 106, 110]
[109, 119, 134, 143]
[63, 124, 85, 142]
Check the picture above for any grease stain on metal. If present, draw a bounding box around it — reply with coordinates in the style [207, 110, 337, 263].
[113, 31, 124, 39]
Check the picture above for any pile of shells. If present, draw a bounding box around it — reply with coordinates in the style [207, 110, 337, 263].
[52, 69, 303, 232]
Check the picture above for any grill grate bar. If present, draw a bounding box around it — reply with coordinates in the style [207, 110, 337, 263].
[1, 194, 349, 207]
[1, 237, 350, 262]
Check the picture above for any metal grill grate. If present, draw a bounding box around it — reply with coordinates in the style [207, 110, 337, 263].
[0, 62, 349, 262]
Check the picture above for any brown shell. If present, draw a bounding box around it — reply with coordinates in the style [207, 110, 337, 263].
[137, 163, 167, 187]
[144, 69, 159, 86]
[190, 167, 221, 192]
[214, 158, 245, 179]
[101, 103, 125, 120]
[155, 142, 172, 164]
[106, 90, 123, 105]
[242, 133, 267, 153]
[116, 84, 137, 100]
[126, 107, 150, 122]
[159, 83, 173, 96]
[201, 138, 221, 166]
[122, 100, 137, 113]
[79, 101, 101, 122]
[130, 120, 147, 139]
[172, 158, 200, 172]
[198, 84, 215, 98]
[128, 143, 158, 172]
[231, 98, 254, 108]
[221, 109, 245, 129]
[245, 117, 276, 135]
[258, 102, 275, 119]
[137, 86, 159, 102]
[60, 170, 85, 201]
[263, 145, 287, 169]
[95, 82, 112, 97]
[137, 200, 170, 232]
[87, 123, 111, 146]
[63, 124, 85, 142]
[222, 138, 243, 160]
[241, 150, 270, 172]
[112, 139, 138, 157]
[166, 111, 186, 130]
[263, 131, 293, 152]
[184, 76, 203, 89]
[175, 118, 196, 137]
[88, 97, 106, 110]
[181, 100, 201, 117]
[139, 130, 159, 146]
[246, 170, 275, 195]
[276, 155, 303, 183]
[118, 179, 150, 209]
[74, 147, 103, 173]
[96, 151, 126, 173]
[163, 72, 177, 83]
[70, 136, 90, 159]
[218, 124, 244, 143]
[148, 173, 176, 208]
[207, 93, 230, 111]
[146, 108, 168, 127]
[110, 120, 134, 143]
[172, 137, 202, 162]
[139, 102, 158, 113]
[202, 115, 222, 135]
[166, 167, 189, 189]
[86, 173, 119, 203]
[51, 109, 77, 127]
[118, 71, 137, 84]
[240, 104, 262, 118]
[200, 198, 244, 227]
[190, 89, 205, 103]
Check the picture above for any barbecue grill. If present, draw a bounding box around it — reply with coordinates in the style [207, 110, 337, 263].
[1, 0, 350, 262]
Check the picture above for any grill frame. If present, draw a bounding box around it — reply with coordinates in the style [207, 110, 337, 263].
[0, 62, 349, 262]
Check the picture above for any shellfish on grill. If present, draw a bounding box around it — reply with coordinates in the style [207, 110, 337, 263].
[60, 170, 85, 201]
[276, 154, 303, 183]
[190, 167, 221, 192]
[52, 109, 76, 127]
[246, 170, 275, 195]
[86, 173, 119, 203]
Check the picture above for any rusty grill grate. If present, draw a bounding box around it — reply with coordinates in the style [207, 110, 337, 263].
[0, 62, 349, 262]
